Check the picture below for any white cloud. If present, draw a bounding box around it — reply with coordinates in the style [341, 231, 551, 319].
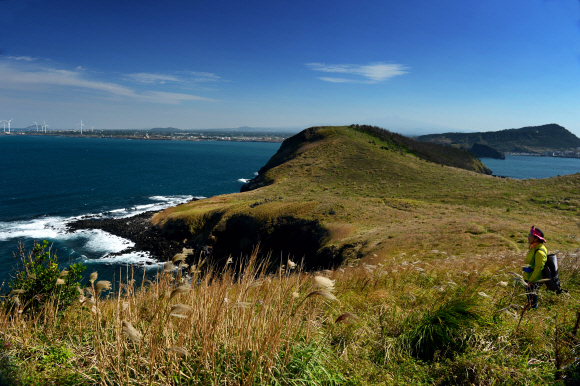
[5, 56, 38, 61]
[317, 77, 359, 83]
[0, 62, 218, 104]
[124, 73, 182, 84]
[124, 71, 222, 84]
[306, 62, 408, 83]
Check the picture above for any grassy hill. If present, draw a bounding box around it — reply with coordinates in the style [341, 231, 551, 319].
[152, 125, 580, 268]
[415, 123, 580, 153]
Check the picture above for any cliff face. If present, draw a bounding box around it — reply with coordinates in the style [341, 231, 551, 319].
[241, 127, 325, 192]
[415, 124, 580, 152]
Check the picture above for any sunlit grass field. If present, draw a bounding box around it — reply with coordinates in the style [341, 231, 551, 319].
[2, 245, 580, 385]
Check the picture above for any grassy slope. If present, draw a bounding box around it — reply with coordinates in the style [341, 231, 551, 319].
[152, 126, 580, 265]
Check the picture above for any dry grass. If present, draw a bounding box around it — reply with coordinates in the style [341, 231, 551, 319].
[2, 245, 580, 385]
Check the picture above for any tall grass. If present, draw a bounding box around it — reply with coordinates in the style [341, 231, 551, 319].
[1, 246, 580, 384]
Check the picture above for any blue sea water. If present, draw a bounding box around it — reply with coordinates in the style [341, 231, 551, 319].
[482, 155, 580, 179]
[0, 135, 280, 287]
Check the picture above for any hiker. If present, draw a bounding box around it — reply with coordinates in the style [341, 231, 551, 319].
[523, 226, 547, 309]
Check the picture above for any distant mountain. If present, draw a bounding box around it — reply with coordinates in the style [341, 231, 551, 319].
[415, 124, 580, 153]
[149, 127, 182, 133]
[196, 126, 302, 133]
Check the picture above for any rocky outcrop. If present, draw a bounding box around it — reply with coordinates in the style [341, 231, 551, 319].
[67, 212, 186, 262]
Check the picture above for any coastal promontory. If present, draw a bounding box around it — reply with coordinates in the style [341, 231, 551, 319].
[149, 125, 580, 267]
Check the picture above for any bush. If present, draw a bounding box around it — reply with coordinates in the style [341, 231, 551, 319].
[5, 240, 85, 316]
[404, 296, 484, 361]
[0, 337, 18, 386]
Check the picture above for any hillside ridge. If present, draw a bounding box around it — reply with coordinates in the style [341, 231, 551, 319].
[416, 123, 580, 153]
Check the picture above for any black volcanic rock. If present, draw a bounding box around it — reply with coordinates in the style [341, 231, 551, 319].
[67, 211, 184, 262]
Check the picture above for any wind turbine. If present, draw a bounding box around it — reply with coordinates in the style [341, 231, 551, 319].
[7, 119, 12, 134]
[43, 121, 49, 133]
[34, 122, 38, 132]
[91, 126, 94, 132]
[77, 119, 84, 135]
[0, 120, 5, 133]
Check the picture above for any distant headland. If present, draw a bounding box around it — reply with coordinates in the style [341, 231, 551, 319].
[415, 123, 580, 158]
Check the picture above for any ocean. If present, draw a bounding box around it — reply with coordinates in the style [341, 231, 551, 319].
[482, 155, 580, 180]
[0, 135, 280, 288]
[1, 136, 579, 288]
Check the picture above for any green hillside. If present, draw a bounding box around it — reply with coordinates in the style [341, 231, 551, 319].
[152, 125, 580, 267]
[416, 123, 580, 153]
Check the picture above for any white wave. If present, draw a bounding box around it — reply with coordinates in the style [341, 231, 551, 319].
[0, 194, 197, 267]
[80, 251, 161, 267]
[1, 195, 194, 243]
[134, 204, 156, 210]
[150, 195, 193, 202]
[237, 178, 250, 183]
[254, 172, 259, 176]
[83, 229, 134, 253]
[0, 216, 67, 242]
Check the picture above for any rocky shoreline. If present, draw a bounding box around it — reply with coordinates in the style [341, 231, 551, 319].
[67, 211, 185, 263]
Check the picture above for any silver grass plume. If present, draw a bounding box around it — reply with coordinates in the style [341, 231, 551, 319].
[172, 253, 187, 263]
[170, 304, 193, 314]
[95, 280, 112, 292]
[335, 312, 358, 324]
[306, 290, 337, 301]
[170, 285, 191, 300]
[122, 320, 142, 343]
[168, 346, 189, 356]
[314, 276, 335, 290]
[163, 262, 175, 273]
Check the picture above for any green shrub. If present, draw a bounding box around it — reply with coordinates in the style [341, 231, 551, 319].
[5, 240, 86, 316]
[0, 337, 19, 386]
[272, 342, 347, 386]
[404, 296, 484, 361]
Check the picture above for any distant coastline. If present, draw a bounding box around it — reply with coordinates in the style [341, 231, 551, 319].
[505, 152, 580, 159]
[0, 131, 288, 143]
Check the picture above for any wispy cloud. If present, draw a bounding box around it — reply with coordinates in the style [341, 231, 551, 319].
[306, 62, 408, 83]
[124, 71, 222, 84]
[4, 55, 38, 61]
[0, 62, 219, 104]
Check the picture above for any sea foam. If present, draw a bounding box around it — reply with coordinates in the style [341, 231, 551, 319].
[0, 195, 195, 265]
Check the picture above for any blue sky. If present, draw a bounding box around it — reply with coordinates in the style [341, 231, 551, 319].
[1, 0, 580, 136]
